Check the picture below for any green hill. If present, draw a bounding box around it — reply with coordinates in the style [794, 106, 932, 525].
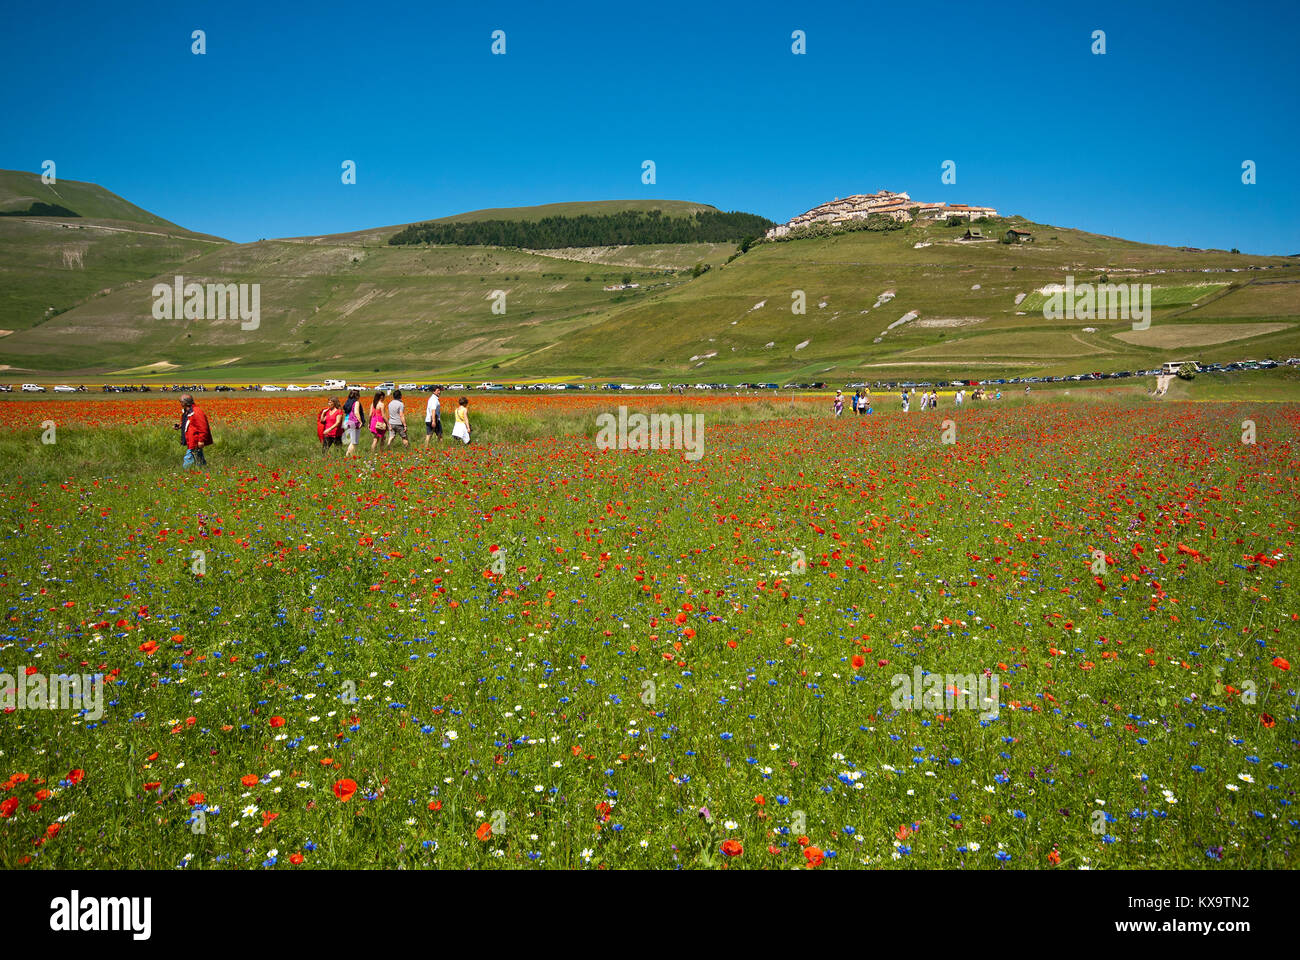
[2, 176, 1297, 381]
[0, 170, 227, 338]
[0, 170, 206, 229]
[295, 199, 723, 246]
[534, 216, 1300, 381]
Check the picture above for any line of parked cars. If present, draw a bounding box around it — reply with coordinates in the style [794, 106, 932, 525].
[7, 358, 1297, 396]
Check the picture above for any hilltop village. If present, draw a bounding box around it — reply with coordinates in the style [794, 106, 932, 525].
[766, 190, 998, 238]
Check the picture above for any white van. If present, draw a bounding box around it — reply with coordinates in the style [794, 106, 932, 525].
[22, 383, 45, 392]
[324, 378, 346, 390]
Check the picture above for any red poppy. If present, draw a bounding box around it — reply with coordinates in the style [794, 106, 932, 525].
[1273, 657, 1291, 671]
[851, 654, 866, 670]
[187, 792, 205, 806]
[332, 778, 358, 802]
[803, 845, 824, 868]
[65, 769, 84, 786]
[240, 774, 259, 788]
[0, 797, 19, 819]
[475, 821, 493, 841]
[289, 853, 305, 865]
[720, 839, 743, 857]
[138, 641, 158, 655]
[269, 716, 286, 728]
[1047, 849, 1061, 865]
[1260, 713, 1276, 728]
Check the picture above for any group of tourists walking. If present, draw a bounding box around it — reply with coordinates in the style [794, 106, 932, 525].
[317, 386, 472, 455]
[833, 389, 874, 416]
[175, 385, 476, 471]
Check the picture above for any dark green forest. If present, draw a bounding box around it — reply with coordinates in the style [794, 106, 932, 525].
[387, 209, 774, 248]
[0, 201, 80, 217]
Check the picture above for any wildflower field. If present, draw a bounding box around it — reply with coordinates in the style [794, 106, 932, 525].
[1, 396, 1296, 870]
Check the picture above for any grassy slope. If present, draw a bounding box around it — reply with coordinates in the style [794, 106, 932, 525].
[0, 170, 228, 336]
[0, 170, 188, 226]
[0, 237, 700, 375]
[541, 216, 1300, 380]
[294, 199, 720, 246]
[3, 193, 1298, 380]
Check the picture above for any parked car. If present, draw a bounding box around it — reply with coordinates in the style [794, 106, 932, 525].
[261, 384, 283, 392]
[21, 383, 45, 392]
[397, 383, 417, 391]
[53, 385, 77, 393]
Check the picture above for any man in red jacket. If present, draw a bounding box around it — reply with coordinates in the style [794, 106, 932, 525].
[179, 394, 212, 470]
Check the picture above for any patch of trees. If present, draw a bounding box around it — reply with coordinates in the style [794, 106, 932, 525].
[0, 202, 80, 217]
[388, 209, 773, 249]
[761, 213, 906, 244]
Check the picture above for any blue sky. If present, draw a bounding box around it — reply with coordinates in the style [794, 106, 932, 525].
[3, 0, 1297, 252]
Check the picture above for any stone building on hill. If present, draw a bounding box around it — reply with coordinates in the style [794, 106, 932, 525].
[765, 190, 998, 238]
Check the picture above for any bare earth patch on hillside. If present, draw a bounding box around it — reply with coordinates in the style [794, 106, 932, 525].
[1114, 322, 1291, 348]
[915, 316, 987, 328]
[525, 243, 732, 270]
[112, 360, 180, 375]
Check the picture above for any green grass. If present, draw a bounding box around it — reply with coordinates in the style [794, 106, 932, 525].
[0, 170, 195, 227]
[1, 397, 1294, 869]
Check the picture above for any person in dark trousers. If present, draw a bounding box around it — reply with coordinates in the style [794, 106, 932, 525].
[178, 394, 211, 470]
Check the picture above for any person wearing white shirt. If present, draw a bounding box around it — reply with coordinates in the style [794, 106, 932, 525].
[424, 385, 443, 446]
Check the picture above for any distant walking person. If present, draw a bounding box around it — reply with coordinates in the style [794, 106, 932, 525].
[833, 391, 844, 417]
[368, 390, 388, 452]
[901, 389, 910, 413]
[452, 396, 472, 444]
[178, 393, 211, 470]
[424, 385, 443, 446]
[386, 389, 410, 447]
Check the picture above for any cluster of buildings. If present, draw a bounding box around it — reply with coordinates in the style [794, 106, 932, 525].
[765, 190, 998, 239]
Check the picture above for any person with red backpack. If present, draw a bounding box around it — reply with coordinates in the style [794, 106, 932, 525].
[317, 399, 329, 445]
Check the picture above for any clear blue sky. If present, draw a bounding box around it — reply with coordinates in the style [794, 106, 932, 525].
[3, 0, 1297, 253]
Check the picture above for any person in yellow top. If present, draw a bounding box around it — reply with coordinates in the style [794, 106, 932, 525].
[451, 396, 471, 444]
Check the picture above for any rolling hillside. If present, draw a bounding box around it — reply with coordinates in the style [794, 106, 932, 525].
[1, 173, 1297, 381]
[0, 170, 227, 338]
[536, 217, 1300, 381]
